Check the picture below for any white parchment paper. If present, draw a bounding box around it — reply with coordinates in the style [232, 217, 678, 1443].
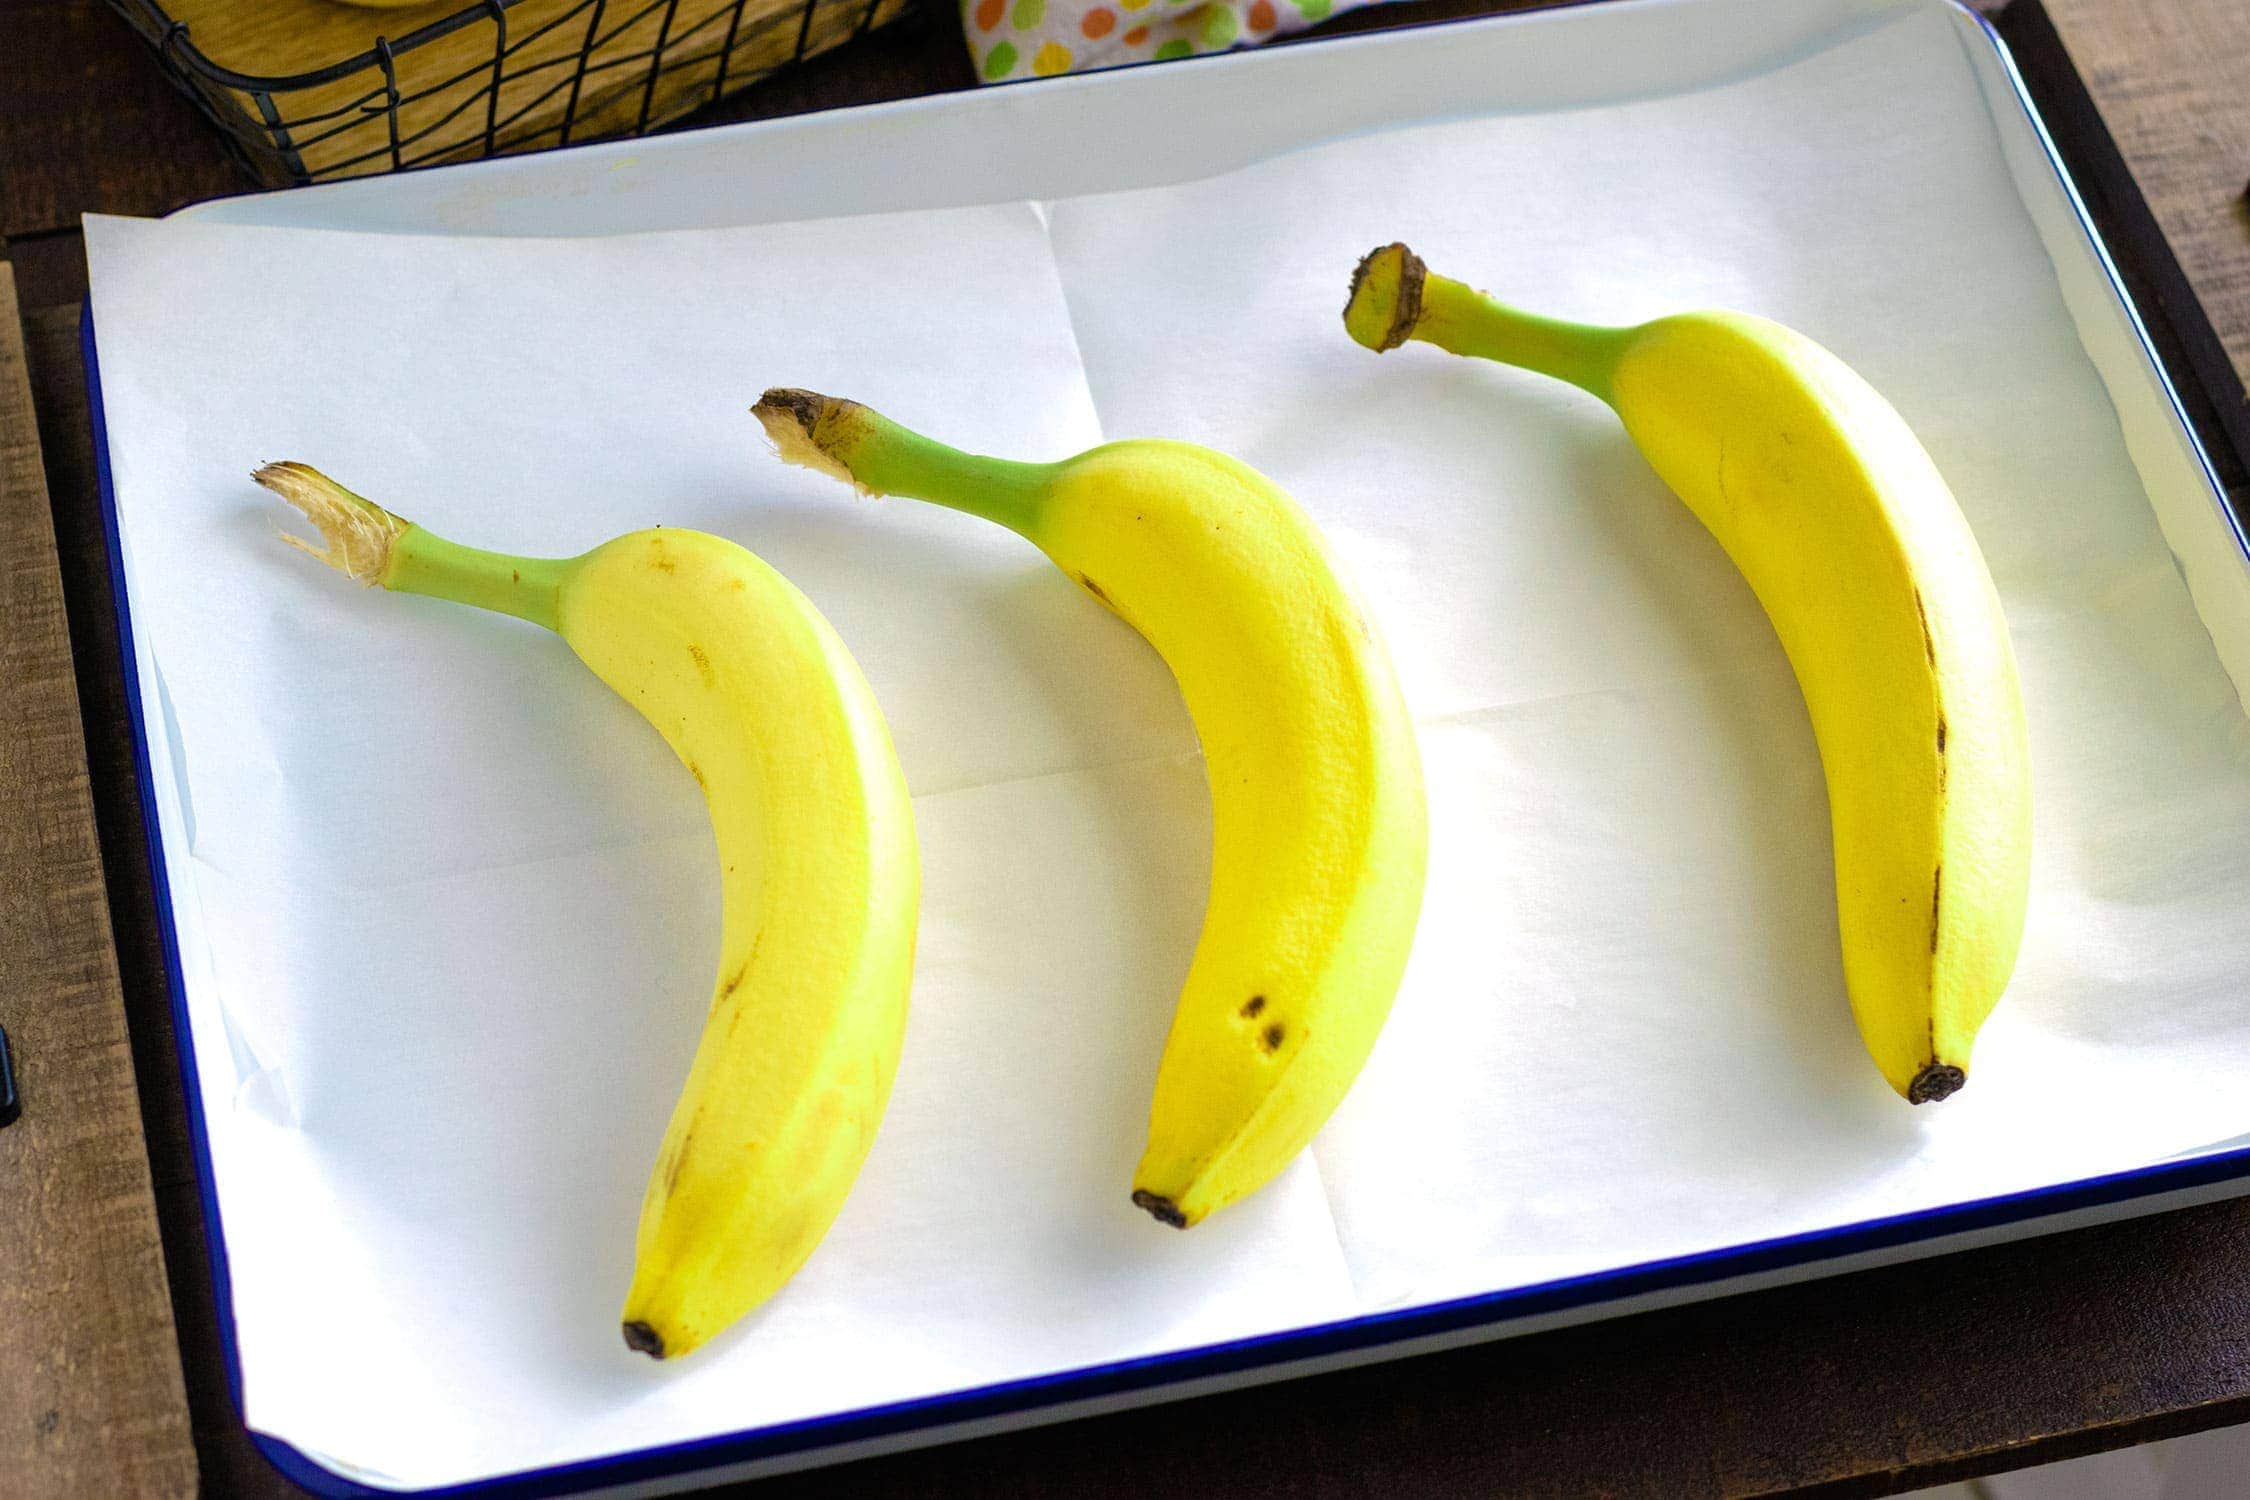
[83, 5, 2250, 1488]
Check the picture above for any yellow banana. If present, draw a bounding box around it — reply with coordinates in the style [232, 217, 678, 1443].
[257, 463, 918, 1357]
[752, 391, 1427, 1228]
[1345, 244, 2030, 1102]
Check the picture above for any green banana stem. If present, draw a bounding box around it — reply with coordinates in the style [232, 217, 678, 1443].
[257, 462, 569, 631]
[753, 389, 1057, 537]
[1343, 242, 1633, 402]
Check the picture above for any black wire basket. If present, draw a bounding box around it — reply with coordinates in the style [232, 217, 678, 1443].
[102, 0, 918, 188]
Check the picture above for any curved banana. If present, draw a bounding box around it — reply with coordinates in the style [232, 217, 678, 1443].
[1345, 244, 2030, 1102]
[752, 391, 1427, 1229]
[257, 463, 918, 1357]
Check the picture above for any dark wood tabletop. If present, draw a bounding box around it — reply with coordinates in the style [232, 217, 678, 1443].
[5, 1, 2249, 1495]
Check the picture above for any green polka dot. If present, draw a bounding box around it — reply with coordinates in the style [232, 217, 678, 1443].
[1292, 0, 1329, 16]
[1011, 0, 1044, 28]
[983, 39, 1018, 76]
[1200, 3, 1237, 46]
[1153, 37, 1191, 57]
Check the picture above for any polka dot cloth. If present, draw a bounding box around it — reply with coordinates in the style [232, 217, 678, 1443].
[965, 0, 1369, 81]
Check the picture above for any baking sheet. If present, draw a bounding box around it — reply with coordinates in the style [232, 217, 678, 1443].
[83, 2, 2250, 1489]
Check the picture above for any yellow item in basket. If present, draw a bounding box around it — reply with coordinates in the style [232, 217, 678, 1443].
[156, 0, 911, 181]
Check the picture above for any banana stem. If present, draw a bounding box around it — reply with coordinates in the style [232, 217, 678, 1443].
[256, 461, 569, 631]
[753, 388, 1056, 537]
[1344, 243, 1633, 403]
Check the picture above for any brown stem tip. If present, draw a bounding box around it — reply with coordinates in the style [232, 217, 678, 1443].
[622, 1320, 667, 1359]
[254, 461, 407, 584]
[1908, 1064, 1966, 1105]
[754, 386, 831, 435]
[1131, 1190, 1188, 1229]
[751, 388, 872, 495]
[1343, 242, 1428, 354]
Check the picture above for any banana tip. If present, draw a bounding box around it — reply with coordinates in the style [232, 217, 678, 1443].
[1344, 242, 1427, 353]
[622, 1320, 667, 1359]
[1131, 1190, 1189, 1229]
[1907, 1063, 1966, 1104]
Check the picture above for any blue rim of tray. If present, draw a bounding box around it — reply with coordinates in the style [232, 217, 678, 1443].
[80, 3, 2250, 1495]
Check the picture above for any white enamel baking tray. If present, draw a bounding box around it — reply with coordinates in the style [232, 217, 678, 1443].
[87, 0, 2250, 1493]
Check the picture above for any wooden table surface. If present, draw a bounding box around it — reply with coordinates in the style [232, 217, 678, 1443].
[4, 1, 2248, 1495]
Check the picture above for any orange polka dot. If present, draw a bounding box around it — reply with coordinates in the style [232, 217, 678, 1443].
[1248, 0, 1275, 26]
[1081, 6, 1116, 36]
[974, 0, 1004, 29]
[1123, 24, 1148, 43]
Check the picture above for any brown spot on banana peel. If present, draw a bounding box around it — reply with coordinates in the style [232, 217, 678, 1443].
[1929, 864, 1943, 954]
[1259, 1022, 1287, 1054]
[1073, 572, 1113, 607]
[623, 1321, 667, 1359]
[1899, 873, 1963, 1101]
[687, 760, 707, 793]
[1240, 995, 1267, 1019]
[687, 643, 715, 687]
[1132, 1190, 1189, 1229]
[1914, 588, 1935, 667]
[717, 934, 761, 1029]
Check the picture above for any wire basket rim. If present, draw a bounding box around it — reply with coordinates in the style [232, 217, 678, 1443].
[105, 0, 912, 188]
[122, 0, 603, 92]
